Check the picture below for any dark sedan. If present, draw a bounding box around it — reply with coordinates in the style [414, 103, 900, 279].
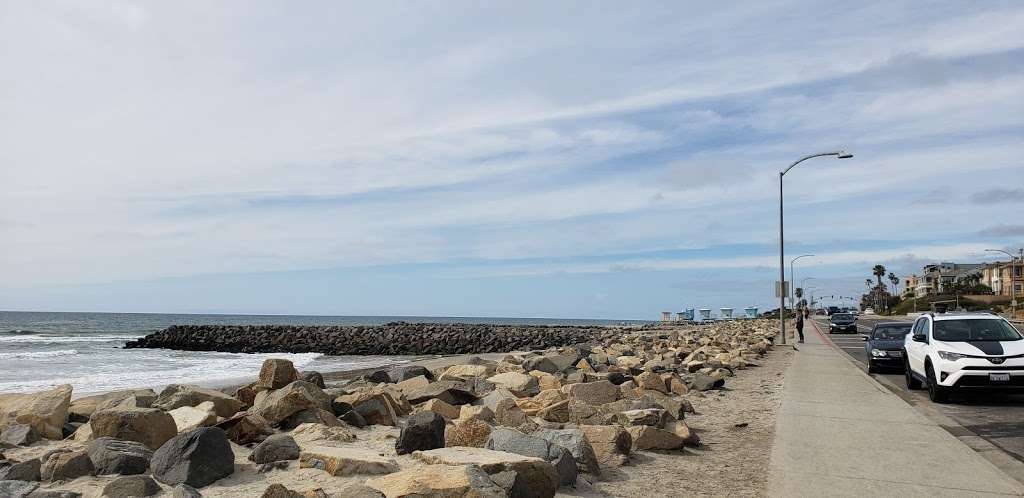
[829, 313, 857, 333]
[862, 322, 912, 373]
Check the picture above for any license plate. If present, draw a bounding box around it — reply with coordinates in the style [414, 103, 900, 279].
[888, 350, 902, 358]
[990, 373, 1010, 382]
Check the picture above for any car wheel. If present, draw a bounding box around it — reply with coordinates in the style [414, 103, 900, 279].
[926, 364, 950, 403]
[905, 358, 922, 390]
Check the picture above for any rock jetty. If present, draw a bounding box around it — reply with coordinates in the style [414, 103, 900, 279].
[124, 323, 603, 355]
[1, 319, 777, 497]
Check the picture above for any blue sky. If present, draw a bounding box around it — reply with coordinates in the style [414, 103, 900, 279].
[1, 1, 1022, 319]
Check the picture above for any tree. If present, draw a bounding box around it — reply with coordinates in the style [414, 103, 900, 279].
[889, 272, 899, 296]
[795, 287, 804, 299]
[873, 265, 887, 287]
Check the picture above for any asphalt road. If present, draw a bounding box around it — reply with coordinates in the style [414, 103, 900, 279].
[811, 314, 1024, 472]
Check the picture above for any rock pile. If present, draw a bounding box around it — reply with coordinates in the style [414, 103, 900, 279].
[0, 319, 776, 497]
[124, 323, 602, 355]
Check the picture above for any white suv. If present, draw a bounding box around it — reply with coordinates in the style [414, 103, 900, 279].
[903, 312, 1024, 403]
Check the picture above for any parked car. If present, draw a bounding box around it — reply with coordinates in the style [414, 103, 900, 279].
[904, 312, 1024, 403]
[829, 313, 858, 333]
[864, 307, 875, 315]
[827, 306, 840, 316]
[863, 322, 912, 373]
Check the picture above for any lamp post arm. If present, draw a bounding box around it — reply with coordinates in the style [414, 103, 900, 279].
[781, 152, 843, 176]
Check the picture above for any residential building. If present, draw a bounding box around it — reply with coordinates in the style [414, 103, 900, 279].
[913, 262, 985, 298]
[983, 261, 1023, 298]
[903, 275, 919, 299]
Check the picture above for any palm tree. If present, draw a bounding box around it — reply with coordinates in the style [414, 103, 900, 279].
[889, 272, 899, 295]
[872, 265, 886, 288]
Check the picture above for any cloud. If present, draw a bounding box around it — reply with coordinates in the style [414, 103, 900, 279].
[969, 188, 1024, 205]
[977, 225, 1024, 237]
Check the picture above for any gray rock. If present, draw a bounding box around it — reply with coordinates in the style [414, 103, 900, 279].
[395, 411, 445, 455]
[403, 381, 476, 405]
[248, 434, 299, 464]
[0, 480, 38, 498]
[688, 373, 724, 391]
[27, 490, 81, 498]
[338, 410, 366, 428]
[485, 428, 577, 487]
[389, 365, 434, 382]
[150, 428, 234, 488]
[101, 475, 161, 497]
[172, 484, 202, 498]
[87, 438, 153, 475]
[0, 459, 41, 481]
[366, 370, 393, 384]
[0, 425, 40, 447]
[300, 371, 326, 389]
[534, 428, 601, 475]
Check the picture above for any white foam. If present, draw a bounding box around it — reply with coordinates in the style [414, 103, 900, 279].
[0, 335, 142, 344]
[0, 349, 79, 359]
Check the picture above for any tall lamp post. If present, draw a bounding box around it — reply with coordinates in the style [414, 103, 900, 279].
[799, 277, 817, 309]
[986, 248, 1022, 316]
[778, 151, 852, 345]
[791, 254, 815, 311]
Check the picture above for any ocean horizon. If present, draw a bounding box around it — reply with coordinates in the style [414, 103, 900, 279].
[0, 310, 647, 396]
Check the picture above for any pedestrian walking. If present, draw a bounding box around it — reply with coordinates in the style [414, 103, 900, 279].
[796, 307, 805, 343]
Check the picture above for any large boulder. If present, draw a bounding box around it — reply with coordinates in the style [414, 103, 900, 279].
[90, 408, 177, 450]
[252, 381, 332, 424]
[153, 385, 243, 418]
[0, 424, 40, 447]
[403, 381, 476, 406]
[0, 385, 72, 440]
[389, 365, 434, 382]
[248, 434, 300, 464]
[412, 447, 559, 498]
[333, 390, 398, 426]
[298, 446, 398, 476]
[280, 408, 342, 431]
[0, 481, 38, 498]
[290, 423, 355, 448]
[491, 398, 528, 428]
[688, 373, 725, 391]
[101, 475, 161, 497]
[364, 464, 504, 498]
[150, 427, 235, 488]
[0, 458, 41, 481]
[70, 389, 157, 421]
[485, 428, 576, 486]
[439, 364, 494, 382]
[444, 417, 492, 448]
[565, 380, 618, 405]
[168, 402, 219, 432]
[41, 449, 94, 481]
[485, 373, 539, 397]
[413, 399, 460, 421]
[626, 426, 683, 450]
[394, 376, 430, 395]
[300, 371, 326, 389]
[87, 437, 153, 475]
[634, 372, 669, 394]
[534, 428, 600, 475]
[395, 411, 445, 455]
[214, 413, 274, 445]
[579, 425, 631, 467]
[258, 359, 299, 390]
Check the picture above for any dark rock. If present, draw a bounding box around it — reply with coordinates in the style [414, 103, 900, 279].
[389, 365, 434, 382]
[395, 411, 445, 455]
[0, 425, 40, 447]
[150, 427, 234, 488]
[248, 434, 300, 464]
[41, 449, 93, 481]
[0, 459, 41, 481]
[366, 370, 393, 384]
[0, 480, 38, 498]
[300, 371, 326, 389]
[338, 410, 366, 428]
[60, 424, 79, 440]
[330, 400, 353, 417]
[606, 372, 628, 385]
[101, 475, 161, 497]
[403, 381, 476, 406]
[688, 374, 725, 391]
[87, 437, 153, 476]
[215, 413, 274, 445]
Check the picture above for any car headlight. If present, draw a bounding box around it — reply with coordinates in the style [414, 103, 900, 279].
[937, 351, 966, 361]
[871, 349, 886, 357]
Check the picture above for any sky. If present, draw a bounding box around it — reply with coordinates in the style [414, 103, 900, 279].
[1, 1, 1023, 319]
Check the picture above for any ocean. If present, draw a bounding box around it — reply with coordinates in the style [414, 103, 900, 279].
[0, 311, 641, 396]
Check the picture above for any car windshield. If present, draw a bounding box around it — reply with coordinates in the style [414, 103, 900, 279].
[873, 325, 911, 340]
[933, 319, 1023, 342]
[831, 314, 852, 321]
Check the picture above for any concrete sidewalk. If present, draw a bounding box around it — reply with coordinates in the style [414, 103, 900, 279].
[767, 322, 1024, 497]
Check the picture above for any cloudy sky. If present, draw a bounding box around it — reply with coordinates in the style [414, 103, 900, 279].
[1, 1, 1022, 319]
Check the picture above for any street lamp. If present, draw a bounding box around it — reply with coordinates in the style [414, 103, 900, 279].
[798, 277, 817, 308]
[986, 248, 1022, 316]
[790, 254, 815, 310]
[778, 151, 852, 345]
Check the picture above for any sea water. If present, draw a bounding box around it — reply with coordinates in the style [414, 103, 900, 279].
[0, 311, 639, 395]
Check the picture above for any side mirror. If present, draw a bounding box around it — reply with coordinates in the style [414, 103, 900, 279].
[912, 333, 926, 343]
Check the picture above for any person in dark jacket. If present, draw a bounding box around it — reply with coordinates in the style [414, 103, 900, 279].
[796, 308, 805, 343]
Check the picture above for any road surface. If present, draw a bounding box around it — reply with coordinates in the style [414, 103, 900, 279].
[811, 314, 1024, 481]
